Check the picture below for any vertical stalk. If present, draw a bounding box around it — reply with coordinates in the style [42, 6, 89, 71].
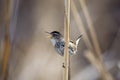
[64, 0, 70, 80]
[79, 0, 102, 60]
[79, 0, 113, 80]
[2, 0, 11, 80]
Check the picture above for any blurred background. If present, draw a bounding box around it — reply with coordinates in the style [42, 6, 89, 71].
[0, 0, 120, 80]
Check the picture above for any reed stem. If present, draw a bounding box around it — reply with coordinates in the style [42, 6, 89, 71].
[64, 0, 70, 80]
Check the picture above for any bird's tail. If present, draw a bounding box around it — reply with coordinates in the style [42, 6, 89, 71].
[75, 34, 82, 47]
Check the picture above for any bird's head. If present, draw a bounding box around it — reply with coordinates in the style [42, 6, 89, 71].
[46, 31, 63, 40]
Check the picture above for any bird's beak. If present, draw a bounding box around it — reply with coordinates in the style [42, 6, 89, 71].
[45, 31, 52, 38]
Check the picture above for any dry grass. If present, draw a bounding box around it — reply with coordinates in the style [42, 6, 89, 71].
[71, 0, 113, 80]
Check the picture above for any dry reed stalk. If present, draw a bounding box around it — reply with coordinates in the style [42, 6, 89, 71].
[78, 0, 102, 61]
[85, 50, 113, 80]
[64, 0, 70, 80]
[71, 0, 113, 80]
[79, 0, 113, 80]
[71, 0, 93, 51]
[2, 0, 11, 80]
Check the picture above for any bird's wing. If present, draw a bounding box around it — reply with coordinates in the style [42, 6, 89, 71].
[55, 41, 65, 56]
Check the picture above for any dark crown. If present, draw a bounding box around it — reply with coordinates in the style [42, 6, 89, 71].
[50, 31, 61, 35]
[50, 31, 62, 39]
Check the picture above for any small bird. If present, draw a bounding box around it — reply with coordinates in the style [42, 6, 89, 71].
[46, 31, 82, 56]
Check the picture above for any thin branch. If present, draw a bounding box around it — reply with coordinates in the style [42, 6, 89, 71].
[64, 0, 70, 80]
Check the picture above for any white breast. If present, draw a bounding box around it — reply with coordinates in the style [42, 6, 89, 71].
[50, 38, 56, 46]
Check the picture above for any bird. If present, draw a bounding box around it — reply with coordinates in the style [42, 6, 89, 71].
[46, 31, 82, 56]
